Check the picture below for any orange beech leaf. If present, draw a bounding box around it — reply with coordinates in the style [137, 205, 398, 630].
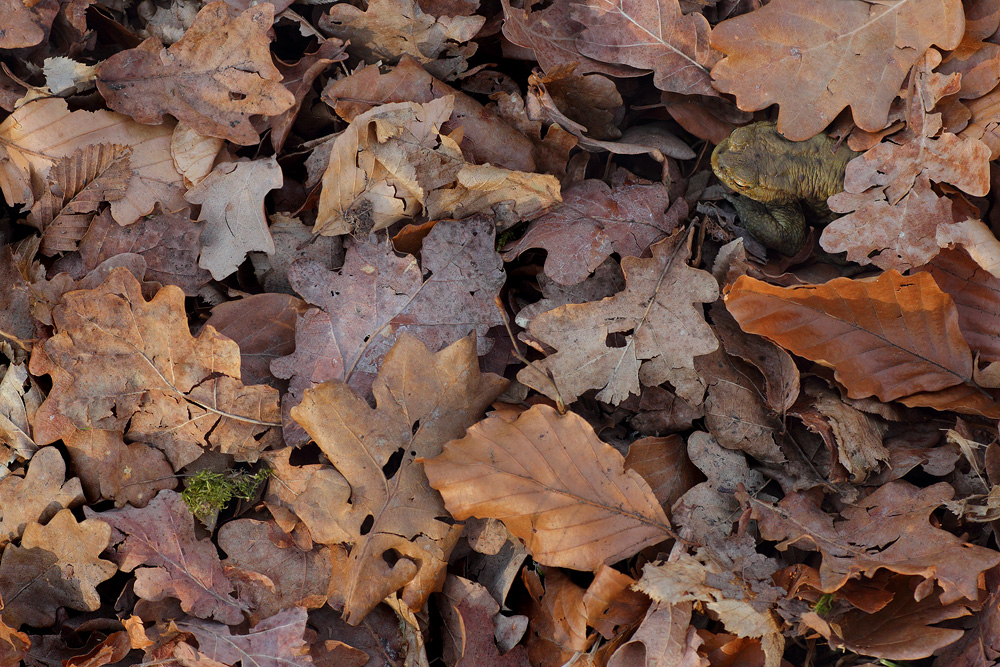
[96, 3, 294, 145]
[290, 334, 507, 624]
[724, 271, 975, 403]
[424, 404, 672, 571]
[710, 0, 965, 140]
[571, 0, 720, 96]
[742, 481, 1000, 605]
[29, 267, 280, 469]
[0, 510, 116, 629]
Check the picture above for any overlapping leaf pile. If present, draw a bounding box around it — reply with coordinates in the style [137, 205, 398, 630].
[2, 0, 1000, 665]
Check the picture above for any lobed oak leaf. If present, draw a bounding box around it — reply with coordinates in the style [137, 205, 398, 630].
[710, 0, 965, 140]
[0, 615, 28, 667]
[744, 480, 1000, 604]
[28, 144, 132, 257]
[248, 214, 344, 294]
[96, 2, 295, 145]
[75, 206, 211, 297]
[29, 267, 280, 468]
[271, 217, 504, 429]
[725, 271, 977, 404]
[0, 95, 191, 226]
[290, 333, 507, 624]
[571, 0, 720, 96]
[960, 81, 1000, 158]
[319, 0, 484, 80]
[607, 601, 708, 667]
[518, 230, 719, 406]
[218, 518, 333, 619]
[63, 427, 174, 508]
[502, 177, 682, 286]
[0, 0, 57, 49]
[424, 404, 672, 570]
[936, 217, 1000, 279]
[184, 157, 282, 280]
[176, 607, 311, 667]
[0, 509, 115, 629]
[91, 489, 247, 624]
[0, 446, 84, 546]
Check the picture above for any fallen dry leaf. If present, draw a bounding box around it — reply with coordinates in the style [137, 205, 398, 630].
[744, 480, 1000, 604]
[96, 2, 295, 145]
[184, 157, 282, 280]
[710, 0, 965, 140]
[725, 271, 978, 404]
[290, 333, 507, 623]
[63, 427, 174, 507]
[175, 607, 311, 667]
[519, 230, 719, 405]
[572, 0, 720, 96]
[0, 509, 115, 629]
[425, 404, 672, 570]
[607, 601, 708, 667]
[92, 489, 247, 624]
[29, 267, 280, 468]
[502, 176, 683, 286]
[0, 446, 84, 546]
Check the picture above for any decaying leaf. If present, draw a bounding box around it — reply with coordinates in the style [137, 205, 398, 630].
[710, 0, 965, 140]
[92, 489, 247, 624]
[96, 2, 295, 145]
[518, 230, 719, 405]
[290, 333, 507, 624]
[175, 607, 311, 667]
[185, 157, 282, 280]
[30, 267, 280, 469]
[425, 404, 672, 570]
[0, 446, 84, 546]
[744, 481, 1000, 604]
[62, 427, 174, 508]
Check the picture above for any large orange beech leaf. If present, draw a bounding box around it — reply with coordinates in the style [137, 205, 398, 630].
[290, 334, 507, 624]
[571, 0, 720, 96]
[724, 272, 975, 404]
[424, 404, 672, 571]
[710, 0, 965, 140]
[741, 481, 1000, 605]
[0, 95, 192, 226]
[29, 267, 280, 469]
[518, 230, 718, 405]
[96, 2, 295, 145]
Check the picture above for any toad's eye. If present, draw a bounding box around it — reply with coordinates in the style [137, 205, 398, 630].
[731, 176, 752, 188]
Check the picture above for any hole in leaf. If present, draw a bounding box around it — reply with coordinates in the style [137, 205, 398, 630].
[605, 331, 630, 348]
[383, 548, 401, 567]
[360, 514, 374, 535]
[382, 447, 405, 479]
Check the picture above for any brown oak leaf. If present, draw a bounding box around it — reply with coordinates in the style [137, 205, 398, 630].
[176, 606, 311, 667]
[96, 2, 295, 145]
[572, 0, 720, 96]
[743, 480, 1000, 604]
[710, 0, 965, 140]
[91, 489, 247, 624]
[0, 446, 84, 546]
[29, 267, 280, 469]
[63, 427, 174, 508]
[0, 0, 57, 49]
[289, 333, 507, 624]
[184, 158, 282, 280]
[518, 230, 719, 405]
[0, 509, 115, 629]
[425, 404, 672, 570]
[502, 176, 683, 286]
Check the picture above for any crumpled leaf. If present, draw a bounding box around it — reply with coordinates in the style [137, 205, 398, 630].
[637, 550, 784, 667]
[571, 0, 720, 96]
[0, 509, 116, 629]
[710, 0, 965, 140]
[0, 362, 41, 464]
[725, 272, 976, 404]
[319, 0, 484, 80]
[518, 230, 719, 405]
[425, 404, 672, 571]
[28, 144, 132, 256]
[607, 601, 707, 667]
[185, 157, 282, 280]
[96, 2, 295, 145]
[0, 446, 84, 546]
[0, 95, 190, 226]
[271, 217, 504, 425]
[315, 96, 559, 236]
[91, 489, 247, 624]
[176, 607, 311, 667]
[289, 333, 507, 624]
[29, 267, 280, 469]
[502, 176, 683, 286]
[743, 480, 1000, 604]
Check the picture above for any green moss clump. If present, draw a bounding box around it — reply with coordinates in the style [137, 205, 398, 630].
[181, 468, 271, 520]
